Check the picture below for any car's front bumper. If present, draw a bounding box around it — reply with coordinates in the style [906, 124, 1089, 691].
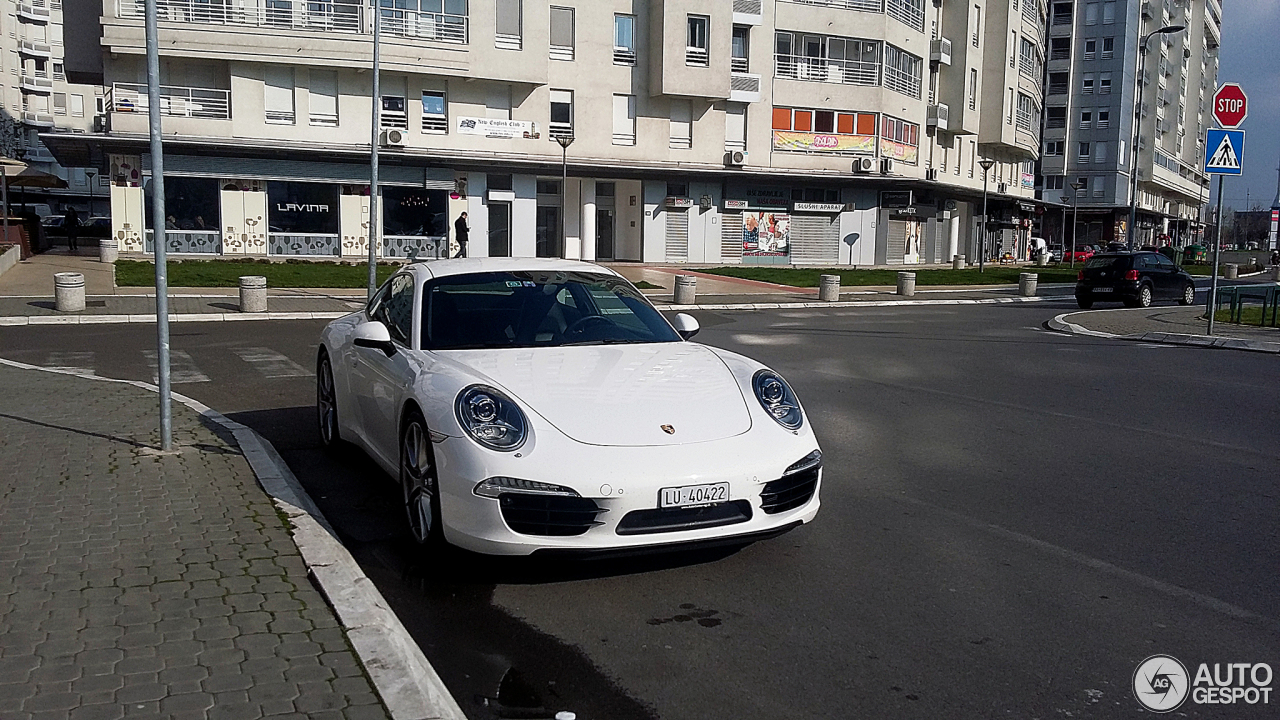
[432, 429, 822, 555]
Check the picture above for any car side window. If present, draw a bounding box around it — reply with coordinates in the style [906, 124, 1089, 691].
[1155, 255, 1176, 270]
[382, 274, 415, 346]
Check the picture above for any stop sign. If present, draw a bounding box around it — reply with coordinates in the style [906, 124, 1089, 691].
[1213, 83, 1248, 128]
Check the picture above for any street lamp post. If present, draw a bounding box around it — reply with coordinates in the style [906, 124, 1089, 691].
[978, 158, 995, 273]
[1066, 181, 1084, 268]
[555, 134, 574, 259]
[367, 0, 382, 300]
[1127, 24, 1185, 250]
[85, 169, 97, 216]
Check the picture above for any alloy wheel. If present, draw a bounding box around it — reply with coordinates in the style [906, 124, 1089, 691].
[401, 418, 437, 545]
[1139, 285, 1153, 308]
[1181, 284, 1195, 306]
[317, 355, 338, 446]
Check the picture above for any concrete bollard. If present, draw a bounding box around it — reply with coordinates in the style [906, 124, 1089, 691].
[897, 271, 916, 297]
[54, 272, 85, 312]
[98, 238, 118, 264]
[1035, 251, 1048, 267]
[673, 275, 697, 305]
[1224, 264, 1238, 280]
[952, 254, 966, 270]
[239, 275, 268, 313]
[1271, 265, 1280, 282]
[818, 274, 841, 302]
[1019, 272, 1038, 297]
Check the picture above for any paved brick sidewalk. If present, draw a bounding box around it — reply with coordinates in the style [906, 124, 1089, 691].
[1063, 305, 1279, 342]
[0, 295, 362, 318]
[0, 364, 391, 720]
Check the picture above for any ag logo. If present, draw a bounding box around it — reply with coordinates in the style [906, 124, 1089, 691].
[1134, 655, 1190, 712]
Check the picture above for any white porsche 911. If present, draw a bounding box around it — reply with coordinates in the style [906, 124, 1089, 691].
[316, 258, 821, 555]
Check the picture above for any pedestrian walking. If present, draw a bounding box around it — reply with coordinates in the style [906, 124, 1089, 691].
[454, 212, 469, 258]
[64, 206, 80, 253]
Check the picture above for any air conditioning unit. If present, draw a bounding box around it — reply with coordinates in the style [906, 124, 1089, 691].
[880, 158, 894, 175]
[929, 38, 952, 66]
[926, 103, 950, 131]
[92, 114, 108, 133]
[925, 168, 939, 181]
[852, 157, 875, 173]
[725, 149, 749, 167]
[380, 128, 406, 147]
[1141, 0, 1154, 18]
[997, 182, 1009, 193]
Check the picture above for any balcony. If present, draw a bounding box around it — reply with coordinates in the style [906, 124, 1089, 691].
[18, 0, 51, 21]
[784, 0, 882, 13]
[110, 83, 231, 120]
[22, 111, 54, 127]
[885, 0, 924, 32]
[20, 72, 53, 93]
[730, 72, 761, 103]
[883, 65, 921, 99]
[18, 40, 52, 58]
[775, 53, 878, 87]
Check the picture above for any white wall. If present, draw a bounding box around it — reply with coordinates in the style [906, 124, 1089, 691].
[840, 188, 878, 265]
[642, 182, 666, 262]
[511, 174, 538, 258]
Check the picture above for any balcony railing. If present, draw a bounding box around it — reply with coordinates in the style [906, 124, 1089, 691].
[20, 73, 53, 92]
[18, 1, 51, 21]
[21, 111, 54, 126]
[775, 53, 879, 86]
[115, 0, 468, 44]
[19, 40, 52, 57]
[883, 65, 921, 99]
[786, 0, 882, 13]
[110, 83, 231, 119]
[885, 0, 924, 32]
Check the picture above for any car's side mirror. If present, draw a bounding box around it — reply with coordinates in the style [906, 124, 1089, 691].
[671, 312, 700, 340]
[353, 321, 396, 357]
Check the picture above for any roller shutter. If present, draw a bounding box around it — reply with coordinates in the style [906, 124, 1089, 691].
[720, 212, 743, 263]
[665, 208, 689, 262]
[885, 220, 907, 265]
[790, 213, 839, 264]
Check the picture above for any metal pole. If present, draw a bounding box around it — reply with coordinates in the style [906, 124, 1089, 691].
[1127, 37, 1147, 251]
[979, 170, 988, 273]
[367, 1, 381, 300]
[144, 0, 172, 451]
[560, 143, 567, 258]
[1207, 174, 1224, 335]
[1071, 192, 1079, 269]
[1, 171, 8, 252]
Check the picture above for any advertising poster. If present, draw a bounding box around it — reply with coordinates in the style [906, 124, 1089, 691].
[879, 138, 919, 164]
[743, 212, 790, 257]
[456, 117, 539, 139]
[773, 131, 876, 154]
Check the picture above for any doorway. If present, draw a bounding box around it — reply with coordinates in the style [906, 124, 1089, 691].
[536, 206, 561, 258]
[596, 208, 615, 260]
[488, 201, 511, 257]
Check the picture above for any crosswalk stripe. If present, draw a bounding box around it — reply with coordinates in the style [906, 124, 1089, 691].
[43, 352, 96, 376]
[232, 347, 312, 378]
[142, 349, 210, 384]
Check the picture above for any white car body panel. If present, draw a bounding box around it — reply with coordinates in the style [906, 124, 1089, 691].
[319, 259, 822, 555]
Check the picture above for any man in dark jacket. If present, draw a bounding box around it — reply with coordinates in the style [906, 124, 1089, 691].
[453, 212, 469, 258]
[64, 207, 80, 253]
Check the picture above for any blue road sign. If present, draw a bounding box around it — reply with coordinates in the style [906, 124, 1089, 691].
[1205, 129, 1245, 175]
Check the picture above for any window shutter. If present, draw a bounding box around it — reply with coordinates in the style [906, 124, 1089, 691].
[496, 0, 522, 36]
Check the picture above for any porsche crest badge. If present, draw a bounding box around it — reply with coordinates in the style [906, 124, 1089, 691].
[661, 424, 675, 434]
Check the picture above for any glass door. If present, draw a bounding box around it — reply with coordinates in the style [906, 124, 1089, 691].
[488, 201, 510, 257]
[536, 206, 561, 258]
[595, 207, 615, 260]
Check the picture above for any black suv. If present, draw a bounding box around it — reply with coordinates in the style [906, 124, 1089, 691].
[1075, 251, 1197, 309]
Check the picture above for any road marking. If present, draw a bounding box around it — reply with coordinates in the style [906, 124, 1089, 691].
[43, 351, 95, 376]
[232, 347, 312, 378]
[142, 349, 210, 384]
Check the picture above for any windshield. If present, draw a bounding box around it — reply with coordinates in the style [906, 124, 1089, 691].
[421, 271, 681, 350]
[1084, 256, 1122, 269]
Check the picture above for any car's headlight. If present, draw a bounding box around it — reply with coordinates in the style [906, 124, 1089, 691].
[752, 370, 804, 430]
[455, 385, 528, 451]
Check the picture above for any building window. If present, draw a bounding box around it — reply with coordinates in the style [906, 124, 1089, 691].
[309, 70, 338, 127]
[725, 102, 747, 151]
[421, 90, 446, 133]
[1019, 38, 1040, 79]
[772, 106, 875, 137]
[1102, 1, 1115, 24]
[1099, 73, 1111, 94]
[52, 62, 64, 81]
[1016, 93, 1037, 131]
[1080, 110, 1092, 128]
[1045, 140, 1063, 156]
[1008, 88, 1014, 124]
[731, 25, 750, 73]
[1052, 2, 1072, 25]
[70, 94, 83, 117]
[1084, 39, 1095, 60]
[883, 44, 922, 99]
[1094, 141, 1107, 164]
[1078, 142, 1090, 162]
[1076, 177, 1089, 195]
[53, 92, 66, 116]
[264, 66, 295, 125]
[382, 80, 408, 129]
[1048, 72, 1069, 95]
[1050, 37, 1070, 60]
[887, 0, 926, 33]
[669, 99, 692, 149]
[1085, 2, 1097, 24]
[968, 68, 977, 110]
[881, 114, 920, 164]
[1082, 73, 1094, 94]
[549, 89, 573, 137]
[687, 15, 709, 67]
[667, 182, 688, 198]
[612, 94, 635, 145]
[1101, 37, 1114, 59]
[614, 14, 636, 65]
[1096, 110, 1109, 128]
[1046, 106, 1066, 128]
[549, 7, 574, 61]
[496, 0, 522, 50]
[1045, 175, 1064, 190]
[972, 4, 981, 47]
[774, 32, 881, 86]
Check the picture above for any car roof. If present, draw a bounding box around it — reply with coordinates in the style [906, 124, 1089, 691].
[407, 257, 624, 281]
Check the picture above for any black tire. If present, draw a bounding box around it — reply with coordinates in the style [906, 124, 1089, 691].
[400, 408, 443, 546]
[316, 350, 341, 449]
[1178, 283, 1195, 306]
[1076, 296, 1093, 309]
[1136, 283, 1153, 308]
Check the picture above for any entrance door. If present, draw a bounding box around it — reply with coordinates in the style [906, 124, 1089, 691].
[595, 207, 615, 260]
[488, 201, 511, 257]
[536, 206, 560, 258]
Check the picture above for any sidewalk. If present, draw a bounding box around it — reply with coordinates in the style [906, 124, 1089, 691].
[1050, 305, 1280, 353]
[0, 362, 392, 720]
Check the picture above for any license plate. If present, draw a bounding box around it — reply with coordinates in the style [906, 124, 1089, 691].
[1093, 287, 1114, 293]
[659, 482, 730, 509]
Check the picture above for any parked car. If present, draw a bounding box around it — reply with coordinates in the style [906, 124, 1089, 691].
[39, 215, 67, 234]
[317, 258, 822, 555]
[80, 216, 111, 238]
[1075, 251, 1197, 309]
[1062, 246, 1095, 263]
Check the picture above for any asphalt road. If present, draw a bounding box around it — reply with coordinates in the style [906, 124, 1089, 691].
[2, 298, 1278, 719]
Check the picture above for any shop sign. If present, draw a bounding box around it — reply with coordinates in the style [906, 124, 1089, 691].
[881, 191, 914, 208]
[772, 131, 876, 154]
[727, 185, 789, 210]
[664, 197, 693, 208]
[879, 138, 919, 164]
[792, 202, 843, 213]
[456, 116, 540, 140]
[1018, 202, 1037, 213]
[723, 199, 749, 210]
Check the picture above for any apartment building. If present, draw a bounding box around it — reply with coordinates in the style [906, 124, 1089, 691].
[47, 0, 1046, 264]
[1036, 0, 1220, 248]
[2, 0, 104, 210]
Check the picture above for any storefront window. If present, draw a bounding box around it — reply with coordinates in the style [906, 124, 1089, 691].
[159, 177, 218, 231]
[267, 182, 339, 234]
[382, 187, 448, 237]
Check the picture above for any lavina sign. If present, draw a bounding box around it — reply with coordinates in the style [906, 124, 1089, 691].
[276, 203, 331, 213]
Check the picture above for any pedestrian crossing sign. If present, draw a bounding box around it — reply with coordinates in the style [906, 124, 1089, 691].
[1205, 129, 1245, 175]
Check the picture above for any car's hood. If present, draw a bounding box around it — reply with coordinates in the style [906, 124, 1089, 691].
[437, 342, 753, 446]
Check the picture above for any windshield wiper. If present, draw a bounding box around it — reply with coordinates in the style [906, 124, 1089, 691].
[559, 338, 637, 346]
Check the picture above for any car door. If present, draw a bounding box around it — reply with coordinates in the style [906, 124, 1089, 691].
[351, 273, 418, 470]
[1143, 253, 1173, 297]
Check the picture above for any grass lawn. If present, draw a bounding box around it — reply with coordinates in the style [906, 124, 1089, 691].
[116, 259, 399, 288]
[699, 265, 1082, 287]
[632, 280, 663, 290]
[1213, 307, 1279, 329]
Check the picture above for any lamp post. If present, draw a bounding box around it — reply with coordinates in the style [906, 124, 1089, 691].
[367, 0, 382, 300]
[1066, 181, 1084, 268]
[85, 169, 97, 216]
[555, 134, 574, 258]
[1127, 24, 1185, 250]
[978, 158, 995, 273]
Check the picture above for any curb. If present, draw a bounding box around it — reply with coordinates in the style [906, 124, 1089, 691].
[0, 357, 467, 720]
[0, 311, 350, 326]
[1047, 312, 1280, 354]
[657, 294, 1059, 311]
